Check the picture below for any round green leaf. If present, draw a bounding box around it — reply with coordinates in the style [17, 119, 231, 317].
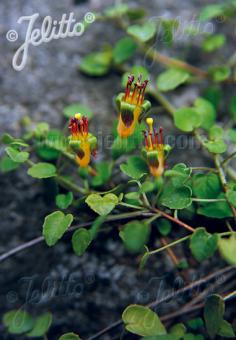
[218, 235, 236, 265]
[122, 305, 166, 337]
[218, 320, 235, 338]
[202, 34, 225, 53]
[3, 310, 34, 335]
[209, 66, 230, 82]
[0, 155, 20, 172]
[56, 192, 73, 210]
[113, 37, 137, 64]
[27, 162, 56, 179]
[156, 218, 172, 236]
[119, 221, 150, 253]
[160, 184, 192, 210]
[27, 313, 52, 337]
[190, 227, 218, 262]
[91, 161, 112, 187]
[194, 97, 216, 130]
[63, 103, 93, 119]
[43, 211, 74, 246]
[199, 4, 225, 21]
[204, 294, 225, 339]
[85, 193, 119, 216]
[173, 107, 201, 132]
[204, 139, 227, 154]
[127, 22, 156, 42]
[120, 156, 148, 179]
[80, 50, 112, 76]
[192, 173, 221, 199]
[59, 333, 81, 340]
[5, 146, 29, 163]
[157, 68, 190, 92]
[72, 228, 92, 256]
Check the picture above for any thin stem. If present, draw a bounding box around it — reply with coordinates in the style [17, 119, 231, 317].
[0, 210, 152, 263]
[192, 198, 226, 202]
[147, 87, 175, 116]
[148, 235, 191, 256]
[137, 180, 151, 208]
[56, 175, 87, 195]
[214, 154, 236, 221]
[221, 151, 236, 167]
[153, 208, 195, 232]
[118, 202, 144, 210]
[191, 166, 218, 173]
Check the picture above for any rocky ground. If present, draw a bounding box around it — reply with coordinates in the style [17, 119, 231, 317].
[0, 0, 234, 339]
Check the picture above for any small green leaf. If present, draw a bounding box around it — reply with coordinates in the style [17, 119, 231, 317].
[91, 161, 112, 187]
[157, 68, 190, 92]
[113, 37, 137, 64]
[59, 333, 81, 340]
[80, 49, 112, 76]
[27, 162, 56, 179]
[197, 195, 233, 218]
[72, 228, 92, 256]
[164, 163, 191, 188]
[160, 183, 192, 210]
[202, 34, 225, 52]
[204, 139, 227, 154]
[127, 22, 156, 42]
[120, 156, 148, 179]
[3, 310, 34, 335]
[122, 305, 166, 337]
[173, 107, 201, 132]
[5, 146, 29, 163]
[209, 125, 224, 140]
[218, 319, 235, 338]
[186, 318, 204, 331]
[194, 97, 216, 130]
[209, 65, 230, 82]
[192, 173, 221, 199]
[119, 221, 150, 253]
[199, 4, 225, 21]
[104, 4, 129, 17]
[43, 211, 73, 246]
[0, 155, 20, 172]
[156, 218, 172, 236]
[226, 189, 236, 207]
[56, 192, 73, 210]
[85, 193, 119, 215]
[190, 227, 218, 262]
[170, 323, 186, 338]
[204, 294, 225, 339]
[218, 235, 236, 265]
[63, 103, 93, 119]
[27, 312, 52, 337]
[35, 129, 64, 161]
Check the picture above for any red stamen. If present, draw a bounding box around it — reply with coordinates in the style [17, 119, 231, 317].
[154, 129, 159, 146]
[159, 127, 164, 144]
[142, 130, 148, 148]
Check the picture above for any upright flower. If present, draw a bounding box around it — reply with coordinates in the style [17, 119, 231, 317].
[68, 113, 97, 168]
[116, 74, 151, 138]
[142, 118, 171, 177]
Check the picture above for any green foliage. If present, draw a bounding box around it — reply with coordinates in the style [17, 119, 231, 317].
[170, 323, 186, 338]
[0, 155, 20, 172]
[202, 34, 225, 53]
[119, 220, 150, 253]
[127, 22, 156, 42]
[173, 107, 201, 132]
[190, 227, 218, 262]
[156, 218, 172, 236]
[160, 182, 192, 210]
[208, 65, 231, 82]
[5, 146, 29, 163]
[43, 211, 73, 246]
[193, 97, 216, 130]
[122, 305, 166, 337]
[59, 333, 81, 340]
[3, 310, 34, 335]
[218, 235, 236, 265]
[56, 192, 73, 209]
[157, 68, 190, 92]
[85, 193, 119, 215]
[91, 161, 112, 187]
[113, 37, 137, 64]
[120, 155, 148, 179]
[204, 294, 224, 339]
[72, 228, 92, 256]
[80, 49, 112, 76]
[28, 162, 57, 179]
[27, 312, 52, 337]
